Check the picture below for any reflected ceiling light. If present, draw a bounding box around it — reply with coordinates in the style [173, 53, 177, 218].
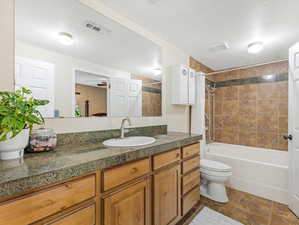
[264, 75, 273, 80]
[248, 41, 264, 54]
[58, 32, 74, 46]
[153, 68, 162, 76]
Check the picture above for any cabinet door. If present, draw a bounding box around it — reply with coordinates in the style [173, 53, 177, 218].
[180, 66, 189, 105]
[188, 69, 195, 105]
[103, 179, 150, 225]
[154, 165, 180, 225]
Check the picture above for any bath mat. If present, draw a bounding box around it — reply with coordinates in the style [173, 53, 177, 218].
[189, 207, 244, 225]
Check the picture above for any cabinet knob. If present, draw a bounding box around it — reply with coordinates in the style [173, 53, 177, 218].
[65, 183, 72, 189]
[130, 167, 138, 174]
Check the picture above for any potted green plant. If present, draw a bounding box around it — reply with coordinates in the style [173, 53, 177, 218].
[0, 88, 49, 160]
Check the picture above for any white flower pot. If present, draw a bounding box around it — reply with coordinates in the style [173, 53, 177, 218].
[0, 129, 29, 160]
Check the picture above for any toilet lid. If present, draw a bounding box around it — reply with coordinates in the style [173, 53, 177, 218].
[200, 159, 231, 172]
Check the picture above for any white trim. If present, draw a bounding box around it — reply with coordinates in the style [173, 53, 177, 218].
[71, 67, 111, 117]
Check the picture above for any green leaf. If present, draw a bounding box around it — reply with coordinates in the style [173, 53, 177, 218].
[0, 87, 49, 142]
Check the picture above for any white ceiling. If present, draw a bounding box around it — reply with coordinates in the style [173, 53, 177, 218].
[99, 0, 299, 71]
[76, 70, 108, 88]
[15, 0, 162, 80]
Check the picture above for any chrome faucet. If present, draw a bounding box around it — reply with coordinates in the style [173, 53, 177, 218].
[120, 117, 132, 139]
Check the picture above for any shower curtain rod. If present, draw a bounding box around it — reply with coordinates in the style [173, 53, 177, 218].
[204, 58, 288, 76]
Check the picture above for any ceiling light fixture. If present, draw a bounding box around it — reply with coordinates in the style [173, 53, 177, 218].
[58, 32, 74, 46]
[153, 68, 162, 76]
[248, 41, 264, 54]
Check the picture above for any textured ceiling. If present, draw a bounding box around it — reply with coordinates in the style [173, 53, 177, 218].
[15, 0, 162, 80]
[99, 0, 299, 70]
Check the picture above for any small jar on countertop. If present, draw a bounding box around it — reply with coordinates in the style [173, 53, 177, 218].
[26, 128, 57, 153]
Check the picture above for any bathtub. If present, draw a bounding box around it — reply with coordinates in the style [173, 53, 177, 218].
[204, 142, 289, 204]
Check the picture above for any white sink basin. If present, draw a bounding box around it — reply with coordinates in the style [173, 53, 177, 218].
[103, 136, 156, 147]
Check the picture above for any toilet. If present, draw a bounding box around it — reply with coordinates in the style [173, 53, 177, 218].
[200, 159, 232, 203]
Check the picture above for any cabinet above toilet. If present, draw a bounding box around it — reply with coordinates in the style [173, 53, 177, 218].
[171, 65, 196, 105]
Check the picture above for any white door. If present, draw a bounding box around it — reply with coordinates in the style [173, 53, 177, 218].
[289, 43, 299, 216]
[15, 57, 55, 118]
[108, 77, 129, 117]
[128, 79, 142, 117]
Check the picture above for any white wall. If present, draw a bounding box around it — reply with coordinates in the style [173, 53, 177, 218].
[0, 0, 14, 91]
[1, 0, 190, 134]
[16, 41, 130, 117]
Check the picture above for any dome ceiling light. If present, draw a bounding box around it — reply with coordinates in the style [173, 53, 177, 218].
[58, 32, 74, 46]
[248, 41, 264, 54]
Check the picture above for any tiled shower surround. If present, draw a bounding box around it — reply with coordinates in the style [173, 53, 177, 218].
[190, 59, 289, 151]
[131, 74, 162, 117]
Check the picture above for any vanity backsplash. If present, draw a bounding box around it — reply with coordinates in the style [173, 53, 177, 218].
[56, 125, 168, 147]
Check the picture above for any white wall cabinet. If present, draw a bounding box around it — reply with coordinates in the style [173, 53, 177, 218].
[171, 65, 196, 105]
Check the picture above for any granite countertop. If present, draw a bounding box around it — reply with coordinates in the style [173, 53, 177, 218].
[0, 132, 201, 199]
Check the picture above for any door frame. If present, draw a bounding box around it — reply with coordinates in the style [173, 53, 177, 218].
[71, 67, 110, 117]
[288, 42, 299, 216]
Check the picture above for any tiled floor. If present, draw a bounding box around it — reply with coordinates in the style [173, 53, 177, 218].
[198, 188, 299, 225]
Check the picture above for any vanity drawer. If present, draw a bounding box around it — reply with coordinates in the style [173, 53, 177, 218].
[182, 156, 200, 174]
[182, 186, 200, 216]
[0, 175, 96, 225]
[182, 169, 200, 195]
[153, 148, 180, 170]
[182, 143, 200, 159]
[48, 204, 96, 225]
[103, 158, 150, 191]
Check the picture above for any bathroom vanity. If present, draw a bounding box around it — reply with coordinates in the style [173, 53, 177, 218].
[0, 130, 201, 225]
[0, 2, 203, 223]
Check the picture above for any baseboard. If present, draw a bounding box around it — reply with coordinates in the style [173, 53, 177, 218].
[228, 177, 288, 204]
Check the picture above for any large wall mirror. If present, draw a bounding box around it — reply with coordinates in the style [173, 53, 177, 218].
[15, 0, 162, 118]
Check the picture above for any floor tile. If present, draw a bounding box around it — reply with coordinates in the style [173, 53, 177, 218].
[198, 188, 299, 225]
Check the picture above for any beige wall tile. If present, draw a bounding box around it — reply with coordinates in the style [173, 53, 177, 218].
[257, 113, 278, 133]
[278, 116, 288, 133]
[256, 100, 278, 113]
[223, 86, 239, 100]
[278, 101, 288, 116]
[257, 83, 279, 99]
[214, 116, 223, 129]
[277, 81, 288, 99]
[222, 100, 239, 115]
[238, 84, 257, 100]
[209, 61, 288, 150]
[256, 132, 278, 149]
[239, 100, 257, 116]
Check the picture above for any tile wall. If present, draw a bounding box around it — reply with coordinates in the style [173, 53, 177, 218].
[190, 58, 289, 151]
[213, 61, 289, 151]
[131, 74, 162, 117]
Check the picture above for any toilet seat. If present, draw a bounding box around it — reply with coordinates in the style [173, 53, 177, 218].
[200, 159, 231, 172]
[200, 168, 232, 177]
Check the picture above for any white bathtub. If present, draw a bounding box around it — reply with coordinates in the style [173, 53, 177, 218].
[204, 142, 289, 204]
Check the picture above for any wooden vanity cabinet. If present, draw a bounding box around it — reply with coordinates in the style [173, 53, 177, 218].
[0, 174, 96, 225]
[181, 143, 201, 217]
[153, 165, 181, 225]
[0, 142, 201, 225]
[103, 179, 150, 225]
